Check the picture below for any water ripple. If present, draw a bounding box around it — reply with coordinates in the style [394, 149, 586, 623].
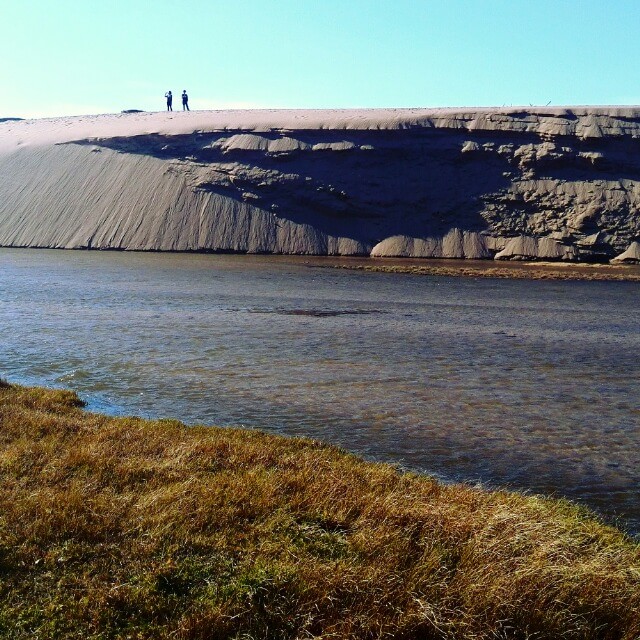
[1, 249, 638, 534]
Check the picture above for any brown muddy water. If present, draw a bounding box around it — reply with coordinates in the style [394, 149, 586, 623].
[1, 249, 639, 534]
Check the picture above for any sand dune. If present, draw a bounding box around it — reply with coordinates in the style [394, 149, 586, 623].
[1, 108, 640, 260]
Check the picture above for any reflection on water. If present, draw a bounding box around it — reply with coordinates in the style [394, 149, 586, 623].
[1, 249, 639, 534]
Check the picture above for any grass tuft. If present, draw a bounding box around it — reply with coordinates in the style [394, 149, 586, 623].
[0, 383, 638, 639]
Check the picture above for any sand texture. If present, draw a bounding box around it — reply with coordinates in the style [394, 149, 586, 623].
[1, 107, 640, 260]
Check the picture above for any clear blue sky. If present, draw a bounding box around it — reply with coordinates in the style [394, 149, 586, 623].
[3, 0, 640, 118]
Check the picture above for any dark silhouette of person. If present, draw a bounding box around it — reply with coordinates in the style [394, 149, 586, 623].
[182, 90, 189, 111]
[165, 91, 173, 111]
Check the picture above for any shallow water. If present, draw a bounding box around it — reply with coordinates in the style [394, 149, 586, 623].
[1, 249, 639, 533]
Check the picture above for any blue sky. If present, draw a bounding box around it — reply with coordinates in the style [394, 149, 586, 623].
[3, 0, 640, 118]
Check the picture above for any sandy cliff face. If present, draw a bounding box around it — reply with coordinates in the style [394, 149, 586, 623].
[1, 108, 639, 261]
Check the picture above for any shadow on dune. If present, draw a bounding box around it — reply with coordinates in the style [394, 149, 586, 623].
[75, 129, 517, 244]
[71, 125, 640, 251]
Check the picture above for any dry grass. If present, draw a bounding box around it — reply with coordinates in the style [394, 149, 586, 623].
[0, 382, 638, 639]
[329, 263, 640, 282]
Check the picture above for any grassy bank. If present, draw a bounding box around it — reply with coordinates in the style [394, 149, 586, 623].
[0, 382, 638, 639]
[327, 261, 640, 282]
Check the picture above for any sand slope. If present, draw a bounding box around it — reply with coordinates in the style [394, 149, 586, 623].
[1, 108, 640, 260]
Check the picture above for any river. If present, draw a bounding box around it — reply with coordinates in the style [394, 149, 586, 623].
[1, 248, 638, 534]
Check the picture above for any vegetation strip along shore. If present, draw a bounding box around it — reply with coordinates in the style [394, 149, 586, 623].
[0, 382, 638, 638]
[325, 262, 640, 282]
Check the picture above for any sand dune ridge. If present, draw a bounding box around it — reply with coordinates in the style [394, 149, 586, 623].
[1, 108, 640, 260]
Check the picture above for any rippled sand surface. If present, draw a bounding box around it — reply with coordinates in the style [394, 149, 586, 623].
[1, 249, 638, 533]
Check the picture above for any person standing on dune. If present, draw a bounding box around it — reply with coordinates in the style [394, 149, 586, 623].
[182, 90, 189, 111]
[165, 91, 173, 111]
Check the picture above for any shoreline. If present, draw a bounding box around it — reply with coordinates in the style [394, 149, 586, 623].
[1, 381, 639, 638]
[2, 245, 640, 281]
[319, 257, 640, 281]
[174, 251, 640, 282]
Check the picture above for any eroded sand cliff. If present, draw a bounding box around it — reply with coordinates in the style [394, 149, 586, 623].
[1, 108, 639, 261]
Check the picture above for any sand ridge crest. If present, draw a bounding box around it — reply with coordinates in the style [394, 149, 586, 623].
[3, 106, 640, 154]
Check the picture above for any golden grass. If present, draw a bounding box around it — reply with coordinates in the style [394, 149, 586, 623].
[329, 263, 640, 282]
[0, 382, 638, 639]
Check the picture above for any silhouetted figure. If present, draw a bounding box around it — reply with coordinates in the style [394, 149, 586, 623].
[165, 91, 173, 111]
[182, 90, 189, 111]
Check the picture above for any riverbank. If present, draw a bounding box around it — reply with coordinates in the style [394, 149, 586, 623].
[1, 381, 638, 639]
[300, 256, 640, 281]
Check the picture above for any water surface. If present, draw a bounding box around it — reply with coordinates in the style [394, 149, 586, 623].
[1, 249, 638, 533]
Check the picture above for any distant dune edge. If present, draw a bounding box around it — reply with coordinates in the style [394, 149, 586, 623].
[1, 108, 640, 261]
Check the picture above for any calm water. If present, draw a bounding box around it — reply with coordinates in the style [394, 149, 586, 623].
[1, 249, 639, 534]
